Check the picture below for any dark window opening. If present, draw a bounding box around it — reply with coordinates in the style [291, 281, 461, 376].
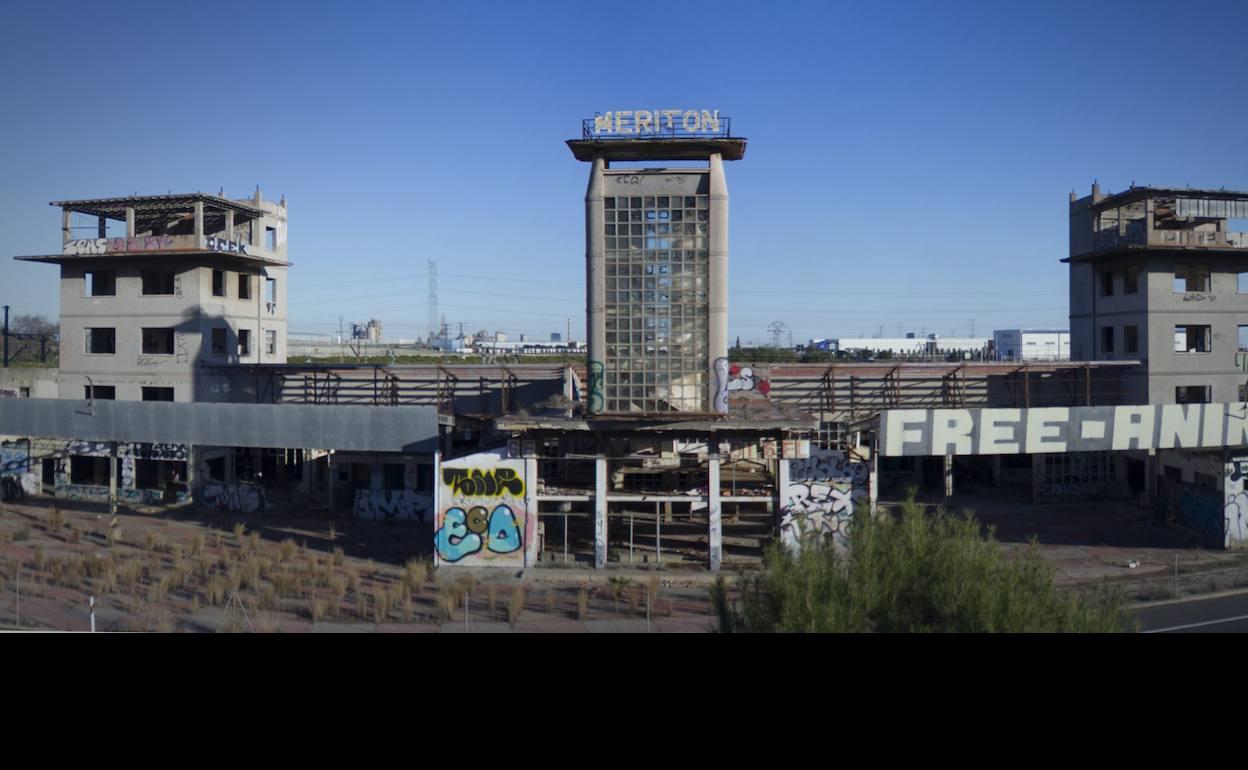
[211, 328, 227, 356]
[70, 456, 109, 486]
[383, 463, 405, 490]
[1124, 325, 1139, 355]
[212, 269, 226, 297]
[1100, 269, 1114, 296]
[141, 327, 175, 355]
[134, 459, 187, 492]
[141, 387, 174, 402]
[1175, 325, 1212, 354]
[1176, 385, 1211, 404]
[238, 329, 251, 357]
[1101, 326, 1114, 355]
[205, 456, 226, 482]
[1124, 265, 1139, 294]
[85, 385, 116, 400]
[86, 327, 116, 354]
[141, 269, 176, 295]
[238, 273, 251, 299]
[85, 270, 116, 296]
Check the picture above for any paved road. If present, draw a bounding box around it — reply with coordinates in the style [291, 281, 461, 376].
[1136, 592, 1248, 633]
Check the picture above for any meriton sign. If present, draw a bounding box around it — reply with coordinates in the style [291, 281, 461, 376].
[591, 109, 722, 136]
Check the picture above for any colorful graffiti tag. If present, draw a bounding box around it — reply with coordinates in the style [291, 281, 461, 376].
[436, 453, 527, 566]
[780, 448, 870, 554]
[727, 364, 770, 395]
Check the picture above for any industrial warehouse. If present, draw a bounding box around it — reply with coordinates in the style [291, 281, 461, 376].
[3, 114, 1248, 575]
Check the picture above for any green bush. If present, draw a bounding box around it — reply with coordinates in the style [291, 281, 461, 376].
[713, 496, 1135, 633]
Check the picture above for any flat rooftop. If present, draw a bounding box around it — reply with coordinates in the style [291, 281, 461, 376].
[567, 137, 747, 162]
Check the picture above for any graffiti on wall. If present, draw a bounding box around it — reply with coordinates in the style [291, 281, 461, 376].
[1, 440, 29, 476]
[63, 236, 176, 256]
[713, 357, 729, 413]
[200, 483, 266, 513]
[67, 440, 112, 457]
[1224, 457, 1248, 547]
[780, 448, 870, 554]
[56, 485, 187, 505]
[354, 489, 433, 522]
[727, 364, 770, 395]
[133, 443, 189, 461]
[588, 360, 605, 414]
[436, 454, 526, 566]
[436, 504, 523, 563]
[442, 467, 524, 498]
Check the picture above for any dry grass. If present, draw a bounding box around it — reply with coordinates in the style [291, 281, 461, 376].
[48, 507, 64, 532]
[403, 558, 428, 593]
[68, 524, 82, 544]
[373, 588, 390, 622]
[232, 522, 246, 542]
[508, 585, 526, 623]
[332, 546, 344, 566]
[487, 583, 498, 612]
[577, 587, 589, 620]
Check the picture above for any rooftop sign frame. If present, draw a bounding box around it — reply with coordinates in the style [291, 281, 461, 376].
[582, 110, 731, 140]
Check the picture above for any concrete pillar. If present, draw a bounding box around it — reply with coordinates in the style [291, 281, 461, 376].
[61, 208, 71, 245]
[594, 456, 608, 568]
[1145, 450, 1158, 500]
[224, 209, 235, 241]
[125, 207, 135, 238]
[300, 450, 312, 494]
[868, 445, 879, 513]
[943, 453, 954, 499]
[524, 456, 538, 567]
[193, 200, 204, 238]
[186, 445, 197, 498]
[109, 441, 118, 516]
[775, 454, 791, 525]
[585, 155, 606, 414]
[708, 454, 722, 571]
[707, 152, 729, 413]
[431, 449, 440, 565]
[327, 451, 335, 514]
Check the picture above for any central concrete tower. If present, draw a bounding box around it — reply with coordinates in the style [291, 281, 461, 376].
[569, 110, 745, 414]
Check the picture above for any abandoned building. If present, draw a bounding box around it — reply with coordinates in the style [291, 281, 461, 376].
[4, 143, 1248, 566]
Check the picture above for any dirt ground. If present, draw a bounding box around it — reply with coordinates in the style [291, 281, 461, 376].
[0, 497, 717, 633]
[6, 487, 1247, 632]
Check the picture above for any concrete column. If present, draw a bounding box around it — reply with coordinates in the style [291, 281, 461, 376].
[109, 442, 118, 516]
[524, 456, 538, 567]
[327, 452, 335, 514]
[943, 453, 954, 499]
[708, 152, 729, 413]
[300, 450, 312, 494]
[193, 200, 204, 238]
[594, 456, 607, 568]
[125, 207, 135, 238]
[61, 208, 71, 245]
[186, 445, 197, 498]
[868, 445, 879, 513]
[708, 454, 722, 571]
[585, 155, 606, 414]
[1145, 450, 1158, 500]
[775, 454, 790, 525]
[224, 210, 235, 241]
[431, 449, 441, 565]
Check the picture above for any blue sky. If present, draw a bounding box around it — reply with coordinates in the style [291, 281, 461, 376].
[2, 0, 1246, 345]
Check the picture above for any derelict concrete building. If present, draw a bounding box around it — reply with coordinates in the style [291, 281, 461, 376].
[1067, 183, 1248, 405]
[570, 110, 744, 414]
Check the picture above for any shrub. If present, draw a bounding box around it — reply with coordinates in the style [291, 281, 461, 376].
[713, 495, 1135, 633]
